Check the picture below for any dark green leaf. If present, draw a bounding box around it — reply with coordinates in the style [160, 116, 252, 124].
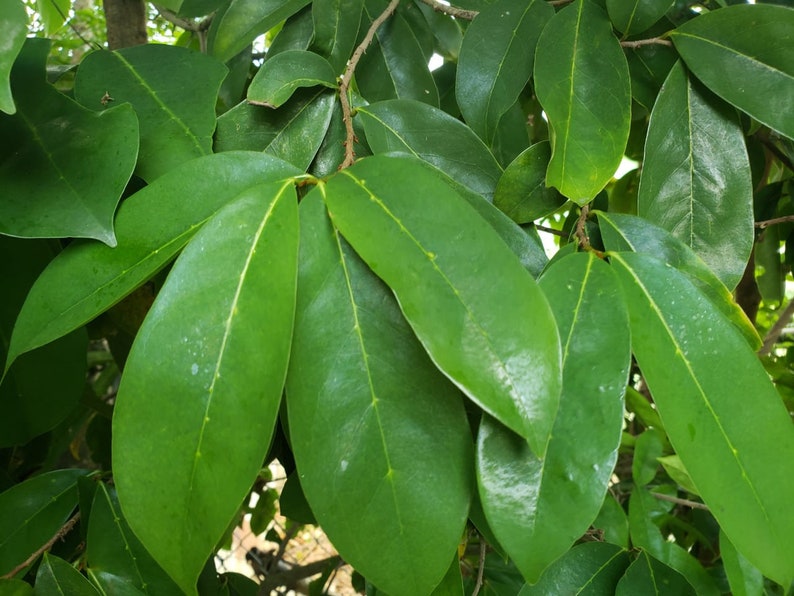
[113, 182, 298, 594]
[266, 6, 314, 56]
[456, 0, 552, 144]
[287, 190, 472, 595]
[613, 252, 794, 586]
[626, 44, 678, 110]
[616, 551, 696, 595]
[74, 45, 226, 182]
[35, 553, 99, 595]
[670, 4, 794, 140]
[0, 0, 27, 115]
[0, 578, 33, 595]
[638, 61, 753, 290]
[0, 39, 138, 246]
[720, 529, 764, 596]
[606, 0, 674, 35]
[534, 0, 631, 203]
[311, 0, 364, 72]
[247, 51, 337, 108]
[324, 154, 561, 455]
[756, 224, 784, 304]
[177, 0, 224, 17]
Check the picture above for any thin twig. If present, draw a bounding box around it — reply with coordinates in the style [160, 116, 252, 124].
[338, 0, 401, 169]
[1, 513, 81, 579]
[418, 0, 478, 20]
[535, 224, 568, 238]
[650, 492, 709, 511]
[574, 204, 591, 250]
[760, 299, 794, 357]
[155, 6, 213, 32]
[755, 215, 794, 229]
[256, 556, 342, 594]
[471, 540, 487, 596]
[620, 37, 673, 49]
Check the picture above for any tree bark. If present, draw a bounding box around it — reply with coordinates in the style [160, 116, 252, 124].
[103, 0, 147, 50]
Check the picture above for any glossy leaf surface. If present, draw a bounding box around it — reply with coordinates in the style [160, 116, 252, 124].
[534, 0, 631, 203]
[247, 50, 336, 108]
[615, 551, 695, 595]
[6, 152, 299, 369]
[606, 0, 673, 36]
[638, 61, 753, 290]
[35, 554, 99, 596]
[478, 252, 629, 583]
[670, 4, 794, 140]
[74, 45, 226, 182]
[456, 0, 552, 143]
[311, 0, 364, 72]
[0, 0, 26, 115]
[613, 252, 794, 586]
[0, 39, 138, 246]
[113, 182, 298, 594]
[324, 155, 561, 455]
[287, 191, 472, 596]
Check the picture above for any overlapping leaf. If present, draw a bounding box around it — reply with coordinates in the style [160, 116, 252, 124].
[287, 191, 472, 595]
[323, 155, 561, 455]
[35, 554, 99, 595]
[534, 0, 631, 203]
[615, 551, 695, 595]
[606, 0, 674, 36]
[247, 50, 337, 108]
[670, 3, 794, 140]
[0, 0, 27, 115]
[74, 45, 226, 182]
[613, 252, 794, 587]
[638, 61, 753, 290]
[5, 152, 299, 370]
[311, 0, 364, 72]
[720, 530, 764, 596]
[0, 39, 138, 246]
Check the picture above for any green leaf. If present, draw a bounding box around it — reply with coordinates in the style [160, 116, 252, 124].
[211, 0, 312, 63]
[215, 90, 336, 170]
[86, 484, 182, 595]
[287, 190, 472, 595]
[0, 39, 138, 246]
[247, 51, 337, 108]
[612, 252, 794, 587]
[534, 0, 631, 203]
[658, 455, 699, 495]
[626, 44, 678, 110]
[478, 252, 629, 583]
[74, 45, 227, 182]
[0, 469, 85, 576]
[0, 578, 33, 596]
[632, 429, 665, 486]
[615, 551, 696, 596]
[594, 494, 629, 548]
[430, 556, 464, 596]
[323, 154, 561, 455]
[456, 0, 553, 144]
[637, 61, 753, 291]
[494, 142, 567, 224]
[0, 0, 26, 115]
[518, 543, 630, 595]
[670, 3, 794, 140]
[5, 152, 299, 370]
[358, 99, 503, 199]
[720, 529, 764, 596]
[35, 553, 99, 595]
[35, 0, 70, 35]
[311, 0, 364, 72]
[596, 211, 760, 348]
[606, 0, 674, 36]
[113, 181, 298, 595]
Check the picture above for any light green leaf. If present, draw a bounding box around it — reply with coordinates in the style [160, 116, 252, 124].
[632, 429, 665, 486]
[5, 152, 299, 370]
[613, 252, 794, 587]
[0, 470, 85, 576]
[358, 99, 503, 199]
[35, 553, 99, 596]
[311, 0, 364, 72]
[0, 39, 138, 246]
[615, 551, 696, 596]
[74, 45, 226, 182]
[606, 0, 674, 36]
[112, 181, 299, 595]
[287, 191, 472, 596]
[720, 529, 764, 596]
[323, 154, 561, 455]
[594, 494, 629, 548]
[658, 455, 699, 495]
[211, 0, 312, 63]
[478, 252, 629, 583]
[638, 61, 753, 291]
[456, 0, 552, 144]
[494, 141, 567, 224]
[670, 3, 794, 140]
[534, 0, 631, 203]
[247, 51, 337, 108]
[0, 0, 27, 115]
[35, 0, 70, 35]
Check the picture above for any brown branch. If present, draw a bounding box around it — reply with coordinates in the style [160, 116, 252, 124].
[418, 0, 478, 20]
[760, 298, 794, 357]
[339, 0, 401, 169]
[535, 224, 568, 238]
[755, 215, 794, 229]
[470, 540, 486, 596]
[575, 204, 591, 250]
[1, 513, 81, 579]
[155, 6, 213, 32]
[548, 0, 573, 6]
[650, 492, 709, 511]
[256, 556, 342, 594]
[620, 37, 673, 49]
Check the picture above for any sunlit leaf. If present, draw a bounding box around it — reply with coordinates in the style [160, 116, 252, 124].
[0, 0, 27, 115]
[247, 50, 337, 108]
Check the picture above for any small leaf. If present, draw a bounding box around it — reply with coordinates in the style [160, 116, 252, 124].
[311, 0, 364, 72]
[606, 0, 674, 36]
[615, 551, 696, 596]
[0, 0, 26, 115]
[632, 429, 665, 486]
[456, 0, 553, 144]
[0, 39, 138, 246]
[534, 0, 631, 203]
[670, 3, 794, 140]
[638, 61, 753, 291]
[626, 44, 678, 110]
[323, 154, 561, 455]
[658, 455, 699, 495]
[594, 494, 629, 548]
[113, 181, 298, 594]
[247, 50, 337, 108]
[74, 45, 227, 182]
[35, 553, 99, 596]
[35, 0, 70, 35]
[720, 529, 764, 596]
[287, 190, 472, 595]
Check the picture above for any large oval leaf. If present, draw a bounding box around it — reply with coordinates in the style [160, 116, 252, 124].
[0, 0, 27, 115]
[455, 0, 553, 144]
[113, 181, 298, 594]
[323, 154, 561, 456]
[612, 252, 794, 586]
[477, 252, 629, 583]
[638, 61, 753, 291]
[534, 0, 631, 203]
[670, 3, 794, 140]
[287, 191, 472, 595]
[247, 50, 337, 108]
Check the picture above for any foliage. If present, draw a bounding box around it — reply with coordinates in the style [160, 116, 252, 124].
[1, 0, 794, 594]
